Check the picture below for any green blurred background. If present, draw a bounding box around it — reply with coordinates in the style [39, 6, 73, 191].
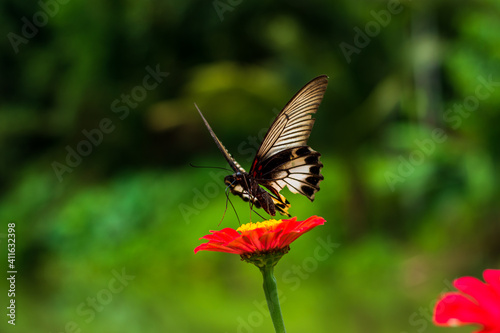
[1, 0, 499, 332]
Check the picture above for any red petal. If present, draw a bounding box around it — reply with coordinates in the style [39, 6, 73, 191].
[434, 292, 490, 325]
[200, 228, 240, 242]
[228, 235, 258, 253]
[194, 242, 240, 254]
[259, 232, 277, 250]
[242, 232, 262, 251]
[195, 228, 244, 254]
[279, 216, 325, 246]
[483, 269, 500, 297]
[454, 277, 500, 320]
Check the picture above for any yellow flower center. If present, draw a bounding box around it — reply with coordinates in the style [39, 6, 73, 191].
[237, 219, 283, 232]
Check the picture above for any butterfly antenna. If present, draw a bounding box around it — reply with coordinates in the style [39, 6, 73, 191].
[189, 163, 233, 172]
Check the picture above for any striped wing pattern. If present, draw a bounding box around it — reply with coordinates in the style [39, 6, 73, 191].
[253, 75, 328, 163]
[269, 191, 291, 216]
[254, 146, 324, 202]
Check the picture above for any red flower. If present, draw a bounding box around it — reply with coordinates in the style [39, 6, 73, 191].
[433, 269, 500, 333]
[194, 216, 325, 255]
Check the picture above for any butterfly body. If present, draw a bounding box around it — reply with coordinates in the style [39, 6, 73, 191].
[224, 172, 279, 216]
[196, 75, 328, 217]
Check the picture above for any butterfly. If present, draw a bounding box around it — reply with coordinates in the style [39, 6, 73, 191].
[196, 75, 328, 217]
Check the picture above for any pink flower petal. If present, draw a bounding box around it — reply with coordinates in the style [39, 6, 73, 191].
[454, 276, 500, 320]
[483, 269, 500, 297]
[433, 269, 500, 333]
[434, 292, 489, 325]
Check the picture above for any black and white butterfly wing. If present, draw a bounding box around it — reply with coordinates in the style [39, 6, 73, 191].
[195, 76, 327, 217]
[252, 75, 328, 162]
[250, 75, 327, 209]
[195, 103, 245, 174]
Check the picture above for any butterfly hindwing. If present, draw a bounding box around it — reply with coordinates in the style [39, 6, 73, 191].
[253, 146, 324, 202]
[269, 192, 291, 217]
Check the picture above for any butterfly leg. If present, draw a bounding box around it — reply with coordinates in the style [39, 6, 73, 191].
[221, 185, 240, 225]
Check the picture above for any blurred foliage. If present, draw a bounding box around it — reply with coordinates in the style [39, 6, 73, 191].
[0, 0, 499, 332]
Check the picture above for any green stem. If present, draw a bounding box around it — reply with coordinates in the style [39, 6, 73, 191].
[260, 265, 286, 333]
